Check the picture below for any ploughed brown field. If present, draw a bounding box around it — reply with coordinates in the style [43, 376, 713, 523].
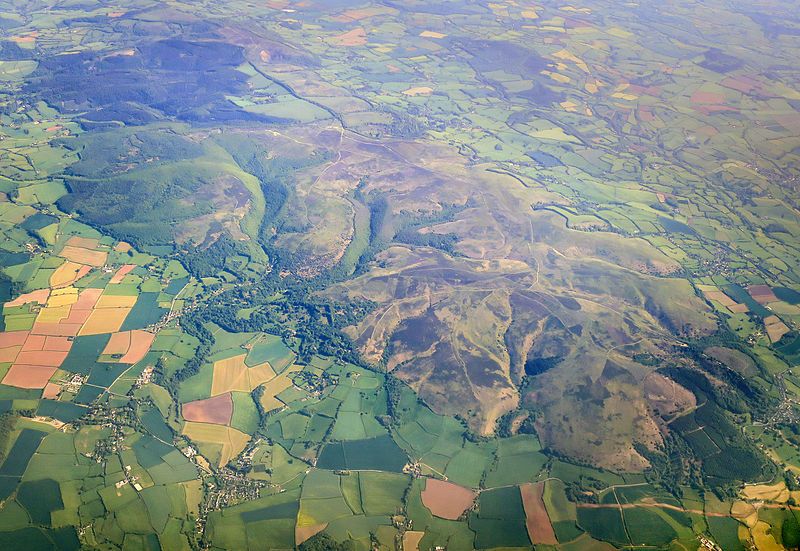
[748, 284, 778, 304]
[59, 244, 107, 267]
[520, 482, 557, 545]
[2, 364, 58, 389]
[182, 392, 234, 425]
[420, 478, 476, 520]
[109, 264, 136, 284]
[1, 331, 77, 388]
[103, 330, 155, 364]
[295, 523, 327, 546]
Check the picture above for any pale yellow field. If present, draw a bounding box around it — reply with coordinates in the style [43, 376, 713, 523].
[66, 236, 99, 249]
[258, 365, 303, 412]
[36, 304, 71, 324]
[47, 287, 79, 307]
[752, 521, 782, 551]
[246, 363, 277, 388]
[78, 308, 132, 335]
[50, 261, 88, 288]
[59, 245, 107, 267]
[211, 355, 249, 394]
[182, 480, 203, 516]
[402, 531, 424, 551]
[182, 422, 250, 466]
[211, 354, 277, 395]
[96, 295, 138, 308]
[402, 86, 433, 96]
[103, 331, 131, 355]
[530, 125, 578, 141]
[553, 49, 589, 72]
[703, 290, 737, 307]
[730, 501, 757, 528]
[742, 481, 789, 502]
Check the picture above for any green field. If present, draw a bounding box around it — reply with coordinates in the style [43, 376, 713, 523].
[469, 486, 530, 549]
[577, 508, 629, 546]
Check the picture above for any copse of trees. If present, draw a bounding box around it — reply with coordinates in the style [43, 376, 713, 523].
[181, 235, 244, 278]
[169, 309, 214, 389]
[299, 532, 354, 551]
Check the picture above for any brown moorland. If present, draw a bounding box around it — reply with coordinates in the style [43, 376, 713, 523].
[231, 125, 715, 470]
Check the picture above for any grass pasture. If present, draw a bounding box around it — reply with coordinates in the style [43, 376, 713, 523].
[249, 442, 307, 485]
[230, 391, 260, 434]
[469, 486, 530, 549]
[543, 479, 583, 543]
[16, 478, 63, 525]
[245, 335, 294, 372]
[207, 489, 300, 550]
[576, 507, 629, 546]
[484, 435, 547, 487]
[707, 516, 745, 551]
[622, 507, 678, 547]
[316, 435, 408, 472]
[0, 428, 47, 500]
[358, 471, 409, 516]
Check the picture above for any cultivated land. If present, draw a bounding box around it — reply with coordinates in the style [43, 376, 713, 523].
[0, 1, 799, 550]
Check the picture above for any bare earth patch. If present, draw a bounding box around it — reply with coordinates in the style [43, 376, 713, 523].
[521, 482, 557, 545]
[330, 28, 367, 46]
[182, 393, 234, 425]
[421, 478, 476, 520]
[295, 523, 327, 546]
